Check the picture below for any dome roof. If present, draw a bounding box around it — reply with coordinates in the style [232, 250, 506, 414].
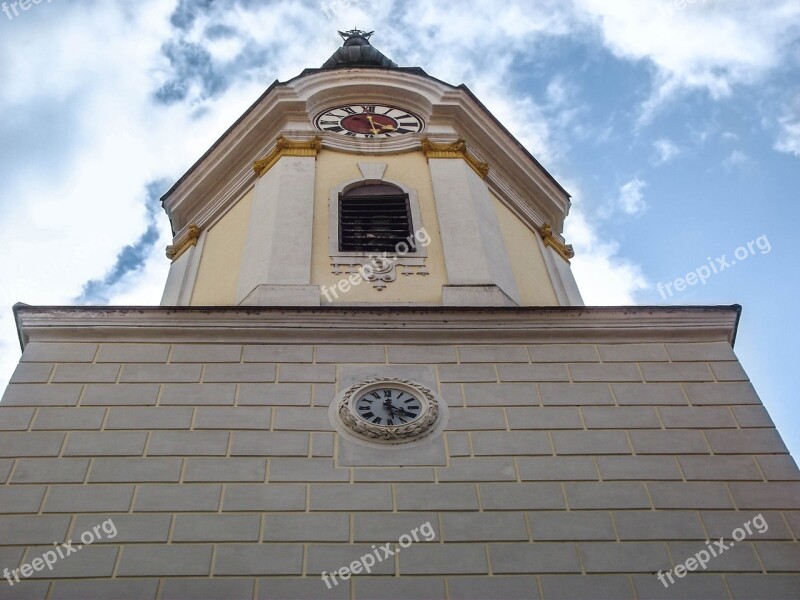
[322, 29, 398, 69]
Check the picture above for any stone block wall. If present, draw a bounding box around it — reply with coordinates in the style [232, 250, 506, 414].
[1, 329, 799, 599]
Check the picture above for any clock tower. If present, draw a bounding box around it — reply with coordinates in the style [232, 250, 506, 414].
[160, 28, 581, 310]
[2, 31, 798, 599]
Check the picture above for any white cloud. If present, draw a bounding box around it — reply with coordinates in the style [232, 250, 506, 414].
[653, 138, 681, 164]
[722, 149, 753, 170]
[775, 95, 800, 156]
[775, 119, 800, 156]
[617, 178, 648, 215]
[566, 206, 649, 305]
[574, 0, 800, 123]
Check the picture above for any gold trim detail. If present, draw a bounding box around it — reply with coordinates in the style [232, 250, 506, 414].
[166, 224, 201, 261]
[253, 136, 322, 178]
[421, 138, 490, 179]
[540, 223, 575, 262]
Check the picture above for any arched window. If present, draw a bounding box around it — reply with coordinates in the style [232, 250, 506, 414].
[338, 183, 415, 253]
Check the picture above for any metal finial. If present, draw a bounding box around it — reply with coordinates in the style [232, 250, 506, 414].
[338, 28, 374, 41]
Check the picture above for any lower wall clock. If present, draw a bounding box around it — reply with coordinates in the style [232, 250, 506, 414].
[335, 377, 441, 443]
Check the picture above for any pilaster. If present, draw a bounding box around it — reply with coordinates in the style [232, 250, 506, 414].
[235, 155, 319, 306]
[428, 157, 520, 306]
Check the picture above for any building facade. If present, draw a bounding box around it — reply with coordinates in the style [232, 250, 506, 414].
[1, 31, 798, 600]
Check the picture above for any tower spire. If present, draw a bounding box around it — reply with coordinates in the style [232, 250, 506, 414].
[322, 29, 398, 69]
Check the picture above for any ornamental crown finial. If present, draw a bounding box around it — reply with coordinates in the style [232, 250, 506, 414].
[338, 28, 374, 42]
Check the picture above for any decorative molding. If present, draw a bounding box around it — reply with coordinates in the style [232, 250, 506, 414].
[312, 132, 425, 155]
[421, 138, 490, 179]
[540, 223, 575, 262]
[13, 305, 742, 347]
[330, 256, 429, 291]
[337, 378, 440, 443]
[253, 135, 322, 178]
[165, 225, 201, 261]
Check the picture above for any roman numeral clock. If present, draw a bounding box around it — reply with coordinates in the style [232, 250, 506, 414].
[314, 104, 425, 138]
[334, 378, 441, 443]
[357, 387, 422, 426]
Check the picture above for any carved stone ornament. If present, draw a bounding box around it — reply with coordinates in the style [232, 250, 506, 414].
[540, 222, 575, 262]
[421, 138, 490, 179]
[337, 378, 440, 443]
[165, 224, 201, 261]
[330, 256, 428, 291]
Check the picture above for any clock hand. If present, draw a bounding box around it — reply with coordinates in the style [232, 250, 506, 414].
[365, 115, 381, 135]
[366, 115, 396, 133]
[384, 400, 416, 418]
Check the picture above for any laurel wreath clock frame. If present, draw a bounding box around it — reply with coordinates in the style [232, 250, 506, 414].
[337, 377, 440, 443]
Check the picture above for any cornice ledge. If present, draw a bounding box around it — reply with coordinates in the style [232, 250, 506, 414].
[14, 305, 741, 347]
[421, 137, 490, 179]
[253, 135, 322, 178]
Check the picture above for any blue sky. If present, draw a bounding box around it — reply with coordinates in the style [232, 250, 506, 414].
[1, 0, 798, 455]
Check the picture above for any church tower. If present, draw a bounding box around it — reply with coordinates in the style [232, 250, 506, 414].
[160, 28, 581, 310]
[1, 31, 798, 600]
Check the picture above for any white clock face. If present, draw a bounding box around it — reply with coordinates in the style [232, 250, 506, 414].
[314, 104, 424, 139]
[354, 387, 423, 426]
[334, 378, 443, 443]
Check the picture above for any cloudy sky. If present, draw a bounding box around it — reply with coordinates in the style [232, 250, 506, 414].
[1, 0, 799, 455]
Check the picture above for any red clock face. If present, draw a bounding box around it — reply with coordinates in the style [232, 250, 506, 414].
[341, 112, 398, 134]
[315, 104, 424, 139]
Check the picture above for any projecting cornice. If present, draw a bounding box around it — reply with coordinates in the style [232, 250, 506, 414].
[13, 304, 741, 349]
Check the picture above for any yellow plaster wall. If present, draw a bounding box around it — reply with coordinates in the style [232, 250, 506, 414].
[492, 195, 559, 306]
[186, 153, 557, 307]
[311, 150, 448, 304]
[190, 188, 254, 305]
